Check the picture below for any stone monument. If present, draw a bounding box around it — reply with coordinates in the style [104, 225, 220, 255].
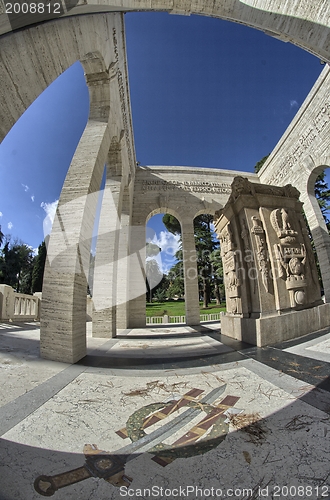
[214, 176, 330, 346]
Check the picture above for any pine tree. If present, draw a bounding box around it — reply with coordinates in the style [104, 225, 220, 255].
[162, 214, 219, 307]
[31, 241, 47, 293]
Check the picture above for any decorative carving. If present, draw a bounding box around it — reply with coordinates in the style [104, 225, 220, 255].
[220, 222, 235, 256]
[220, 222, 241, 313]
[274, 240, 307, 306]
[240, 217, 256, 293]
[270, 208, 298, 244]
[228, 177, 300, 204]
[229, 176, 256, 202]
[274, 244, 306, 280]
[250, 216, 271, 293]
[298, 215, 319, 286]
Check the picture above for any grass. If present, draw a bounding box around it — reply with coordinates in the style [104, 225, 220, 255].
[145, 301, 226, 317]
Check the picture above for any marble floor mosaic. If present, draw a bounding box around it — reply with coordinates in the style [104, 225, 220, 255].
[0, 322, 330, 500]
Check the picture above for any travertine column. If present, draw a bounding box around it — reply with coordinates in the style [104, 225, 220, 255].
[116, 187, 130, 329]
[181, 218, 200, 326]
[127, 221, 147, 328]
[40, 71, 111, 363]
[300, 191, 330, 302]
[92, 141, 123, 338]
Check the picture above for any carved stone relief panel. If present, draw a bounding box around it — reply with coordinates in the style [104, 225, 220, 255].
[218, 221, 242, 315]
[250, 216, 271, 293]
[270, 207, 307, 307]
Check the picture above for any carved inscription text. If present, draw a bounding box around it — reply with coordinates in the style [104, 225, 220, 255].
[141, 180, 232, 194]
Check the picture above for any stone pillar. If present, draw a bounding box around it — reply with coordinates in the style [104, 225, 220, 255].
[181, 218, 200, 326]
[116, 187, 130, 329]
[215, 176, 329, 346]
[40, 70, 111, 363]
[300, 191, 330, 302]
[0, 285, 15, 320]
[92, 140, 124, 338]
[127, 221, 147, 328]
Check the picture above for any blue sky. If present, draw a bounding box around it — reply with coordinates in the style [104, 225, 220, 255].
[0, 12, 324, 270]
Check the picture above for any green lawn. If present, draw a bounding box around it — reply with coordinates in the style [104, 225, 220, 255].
[146, 301, 226, 317]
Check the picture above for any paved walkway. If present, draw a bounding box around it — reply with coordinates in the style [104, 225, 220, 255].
[0, 322, 330, 500]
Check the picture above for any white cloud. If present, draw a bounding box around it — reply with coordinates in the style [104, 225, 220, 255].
[290, 100, 298, 109]
[7, 222, 13, 230]
[150, 231, 181, 257]
[147, 231, 181, 274]
[0, 212, 2, 217]
[31, 195, 35, 202]
[28, 245, 39, 256]
[22, 183, 29, 192]
[41, 199, 58, 236]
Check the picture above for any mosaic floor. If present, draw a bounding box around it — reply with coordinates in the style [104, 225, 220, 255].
[0, 322, 330, 500]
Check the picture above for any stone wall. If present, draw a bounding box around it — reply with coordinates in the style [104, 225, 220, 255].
[258, 65, 330, 302]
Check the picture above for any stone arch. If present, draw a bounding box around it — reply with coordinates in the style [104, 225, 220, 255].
[146, 210, 181, 303]
[128, 208, 183, 328]
[193, 207, 223, 220]
[0, 14, 125, 143]
[301, 160, 330, 301]
[40, 49, 113, 363]
[2, 1, 330, 64]
[147, 207, 182, 224]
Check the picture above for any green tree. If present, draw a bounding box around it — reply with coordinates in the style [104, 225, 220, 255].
[166, 259, 184, 299]
[253, 154, 270, 173]
[0, 226, 4, 247]
[162, 214, 181, 235]
[194, 214, 219, 308]
[0, 239, 35, 293]
[146, 258, 163, 302]
[314, 170, 330, 229]
[210, 248, 224, 304]
[162, 213, 219, 307]
[31, 241, 47, 292]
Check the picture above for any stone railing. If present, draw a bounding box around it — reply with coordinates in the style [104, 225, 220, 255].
[0, 285, 40, 321]
[146, 313, 220, 325]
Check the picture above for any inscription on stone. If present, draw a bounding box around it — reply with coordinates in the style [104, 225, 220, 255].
[267, 101, 330, 185]
[140, 180, 232, 194]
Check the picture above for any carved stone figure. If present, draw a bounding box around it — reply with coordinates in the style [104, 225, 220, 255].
[229, 176, 256, 202]
[288, 257, 303, 276]
[270, 207, 298, 244]
[250, 216, 270, 292]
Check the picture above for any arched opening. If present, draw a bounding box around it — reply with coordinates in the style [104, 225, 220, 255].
[192, 213, 224, 314]
[145, 212, 182, 324]
[0, 61, 89, 252]
[305, 165, 330, 299]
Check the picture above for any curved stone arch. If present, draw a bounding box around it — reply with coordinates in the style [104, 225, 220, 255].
[193, 206, 223, 220]
[40, 47, 113, 362]
[2, 1, 330, 64]
[146, 207, 182, 225]
[306, 156, 330, 194]
[0, 13, 128, 142]
[300, 158, 330, 301]
[38, 14, 134, 362]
